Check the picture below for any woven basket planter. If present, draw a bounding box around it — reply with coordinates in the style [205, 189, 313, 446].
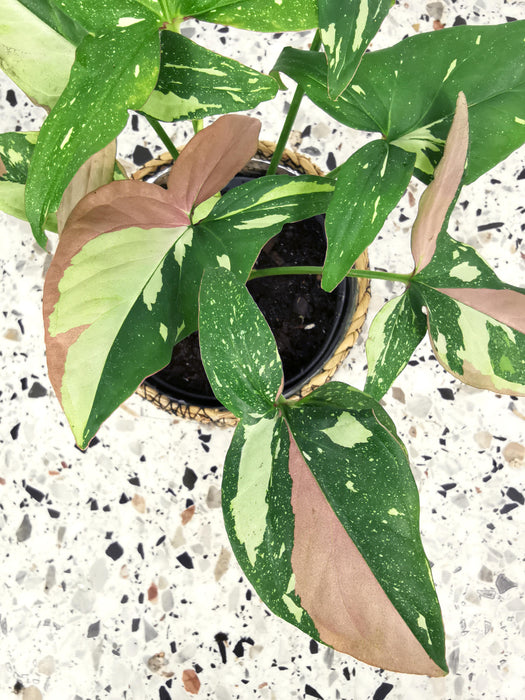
[135, 142, 371, 427]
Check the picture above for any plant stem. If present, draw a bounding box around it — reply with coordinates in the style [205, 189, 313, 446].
[139, 112, 179, 162]
[248, 266, 413, 284]
[192, 119, 204, 134]
[266, 29, 323, 176]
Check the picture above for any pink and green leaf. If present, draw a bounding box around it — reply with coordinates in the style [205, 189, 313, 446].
[411, 92, 469, 273]
[223, 382, 447, 674]
[364, 291, 427, 400]
[323, 139, 415, 292]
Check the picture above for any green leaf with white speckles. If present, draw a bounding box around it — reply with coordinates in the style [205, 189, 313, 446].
[16, 0, 87, 45]
[323, 139, 415, 292]
[0, 131, 37, 184]
[25, 19, 161, 246]
[364, 291, 427, 400]
[222, 413, 321, 638]
[185, 0, 318, 32]
[43, 0, 162, 34]
[274, 21, 525, 183]
[319, 0, 391, 99]
[142, 31, 278, 122]
[1, 0, 76, 110]
[199, 266, 283, 420]
[281, 382, 447, 674]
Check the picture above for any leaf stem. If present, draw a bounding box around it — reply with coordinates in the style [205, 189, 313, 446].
[138, 111, 179, 162]
[192, 119, 204, 134]
[248, 266, 413, 284]
[266, 29, 323, 176]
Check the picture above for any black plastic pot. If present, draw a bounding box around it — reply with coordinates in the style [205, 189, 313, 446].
[139, 150, 366, 422]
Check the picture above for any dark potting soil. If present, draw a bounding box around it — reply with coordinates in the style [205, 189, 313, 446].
[148, 214, 348, 402]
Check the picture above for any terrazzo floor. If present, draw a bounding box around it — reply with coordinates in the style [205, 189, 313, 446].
[1, 2, 524, 699]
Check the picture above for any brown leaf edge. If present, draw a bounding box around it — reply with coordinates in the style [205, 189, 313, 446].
[411, 92, 469, 273]
[0, 156, 6, 179]
[287, 431, 445, 676]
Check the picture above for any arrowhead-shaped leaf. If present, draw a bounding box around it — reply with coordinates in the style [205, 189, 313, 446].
[199, 266, 283, 420]
[411, 93, 468, 273]
[223, 381, 447, 674]
[1, 0, 75, 109]
[323, 139, 415, 292]
[25, 19, 161, 246]
[273, 21, 525, 183]
[319, 0, 391, 99]
[142, 31, 277, 122]
[364, 291, 427, 400]
[43, 115, 260, 447]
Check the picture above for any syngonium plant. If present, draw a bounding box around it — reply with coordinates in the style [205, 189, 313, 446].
[1, 0, 525, 677]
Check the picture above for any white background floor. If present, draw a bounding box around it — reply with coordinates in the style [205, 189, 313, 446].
[1, 1, 524, 698]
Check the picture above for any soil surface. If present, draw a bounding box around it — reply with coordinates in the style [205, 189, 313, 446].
[146, 172, 353, 406]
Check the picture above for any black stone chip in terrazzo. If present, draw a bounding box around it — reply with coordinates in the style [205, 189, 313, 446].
[170, 641, 177, 653]
[198, 432, 211, 443]
[438, 388, 455, 400]
[47, 508, 60, 518]
[137, 543, 145, 559]
[128, 475, 141, 486]
[6, 89, 17, 106]
[215, 632, 228, 663]
[24, 484, 45, 502]
[326, 152, 336, 170]
[10, 423, 20, 440]
[309, 639, 319, 654]
[131, 114, 139, 131]
[507, 487, 524, 504]
[20, 377, 27, 390]
[518, 168, 525, 180]
[453, 15, 467, 25]
[105, 542, 124, 561]
[87, 621, 100, 638]
[373, 683, 394, 700]
[305, 684, 324, 699]
[159, 686, 171, 700]
[182, 466, 197, 490]
[119, 493, 130, 504]
[28, 381, 46, 398]
[342, 666, 352, 680]
[131, 618, 140, 632]
[176, 552, 193, 569]
[500, 503, 518, 515]
[132, 145, 153, 166]
[156, 535, 166, 546]
[232, 637, 254, 658]
[477, 221, 504, 231]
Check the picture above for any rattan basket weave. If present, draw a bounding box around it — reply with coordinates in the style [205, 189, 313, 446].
[135, 142, 371, 426]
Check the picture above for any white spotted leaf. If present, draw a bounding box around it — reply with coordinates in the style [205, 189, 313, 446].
[323, 139, 415, 292]
[273, 21, 525, 183]
[319, 0, 391, 99]
[364, 291, 427, 400]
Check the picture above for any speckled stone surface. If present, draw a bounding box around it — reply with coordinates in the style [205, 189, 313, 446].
[1, 2, 524, 699]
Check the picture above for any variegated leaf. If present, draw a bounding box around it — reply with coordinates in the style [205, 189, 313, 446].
[142, 31, 277, 122]
[224, 381, 447, 674]
[186, 0, 318, 31]
[414, 285, 525, 395]
[0, 131, 37, 184]
[25, 18, 161, 246]
[38, 0, 161, 35]
[43, 115, 260, 447]
[223, 414, 321, 636]
[16, 0, 87, 45]
[323, 139, 415, 292]
[199, 266, 283, 420]
[364, 291, 427, 400]
[273, 21, 525, 183]
[1, 0, 75, 110]
[319, 0, 391, 99]
[411, 93, 468, 273]
[282, 382, 447, 674]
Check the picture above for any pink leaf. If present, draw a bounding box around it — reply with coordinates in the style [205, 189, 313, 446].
[287, 432, 445, 676]
[411, 92, 469, 272]
[166, 114, 261, 214]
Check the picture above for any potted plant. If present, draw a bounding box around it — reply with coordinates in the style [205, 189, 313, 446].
[1, 0, 524, 680]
